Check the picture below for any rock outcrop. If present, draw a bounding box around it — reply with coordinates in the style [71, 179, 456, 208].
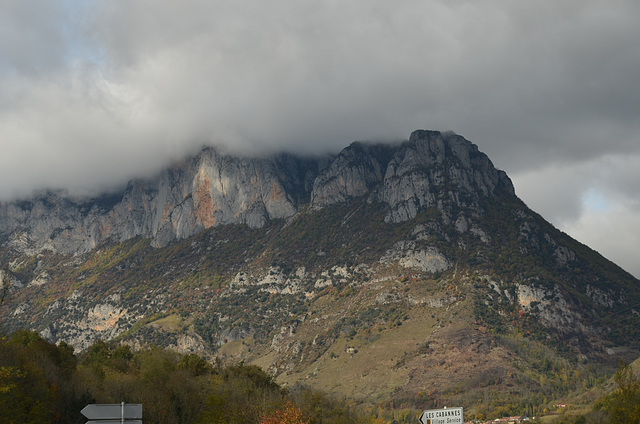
[368, 130, 514, 223]
[0, 130, 514, 255]
[309, 142, 394, 206]
[0, 151, 324, 252]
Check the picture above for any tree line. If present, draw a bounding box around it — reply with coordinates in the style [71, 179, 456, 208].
[1, 328, 638, 424]
[0, 330, 365, 424]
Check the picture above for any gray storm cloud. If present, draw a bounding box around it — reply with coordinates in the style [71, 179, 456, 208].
[1, 0, 639, 276]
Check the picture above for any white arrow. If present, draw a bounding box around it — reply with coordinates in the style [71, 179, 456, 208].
[81, 404, 142, 420]
[85, 421, 142, 424]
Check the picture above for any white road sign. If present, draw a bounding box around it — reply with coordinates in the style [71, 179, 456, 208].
[419, 407, 464, 424]
[81, 403, 143, 420]
[86, 421, 142, 424]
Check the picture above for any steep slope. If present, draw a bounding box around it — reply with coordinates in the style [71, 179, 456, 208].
[1, 129, 639, 417]
[0, 151, 325, 253]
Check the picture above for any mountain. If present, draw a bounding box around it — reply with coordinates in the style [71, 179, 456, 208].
[1, 129, 639, 417]
[0, 130, 512, 253]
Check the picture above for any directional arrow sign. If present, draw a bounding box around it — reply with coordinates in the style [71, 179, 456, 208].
[419, 407, 463, 424]
[81, 404, 143, 420]
[86, 421, 142, 424]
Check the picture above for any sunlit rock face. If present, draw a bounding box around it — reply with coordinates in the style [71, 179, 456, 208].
[0, 130, 514, 254]
[0, 150, 323, 251]
[117, 149, 321, 247]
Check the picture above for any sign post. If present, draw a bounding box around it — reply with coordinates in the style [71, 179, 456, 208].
[81, 402, 142, 424]
[419, 407, 463, 424]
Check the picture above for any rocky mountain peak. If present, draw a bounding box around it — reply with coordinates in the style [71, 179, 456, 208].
[0, 130, 514, 255]
[369, 130, 515, 223]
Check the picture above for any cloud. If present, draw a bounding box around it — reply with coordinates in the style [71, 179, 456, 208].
[0, 1, 639, 275]
[563, 197, 640, 279]
[511, 153, 640, 278]
[0, 1, 71, 75]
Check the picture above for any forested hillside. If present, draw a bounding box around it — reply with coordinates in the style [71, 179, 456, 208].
[0, 330, 366, 424]
[1, 330, 639, 424]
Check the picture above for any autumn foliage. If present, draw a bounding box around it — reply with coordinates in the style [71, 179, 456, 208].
[0, 331, 363, 424]
[260, 401, 311, 424]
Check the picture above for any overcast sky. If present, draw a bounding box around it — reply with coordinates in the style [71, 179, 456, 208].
[1, 0, 639, 277]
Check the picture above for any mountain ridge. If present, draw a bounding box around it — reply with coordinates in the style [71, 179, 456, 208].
[0, 130, 514, 254]
[1, 129, 639, 414]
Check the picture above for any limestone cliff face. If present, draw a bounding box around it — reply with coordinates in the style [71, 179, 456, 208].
[310, 142, 394, 207]
[0, 130, 515, 254]
[111, 150, 322, 247]
[0, 150, 323, 253]
[367, 130, 515, 223]
[309, 130, 514, 223]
